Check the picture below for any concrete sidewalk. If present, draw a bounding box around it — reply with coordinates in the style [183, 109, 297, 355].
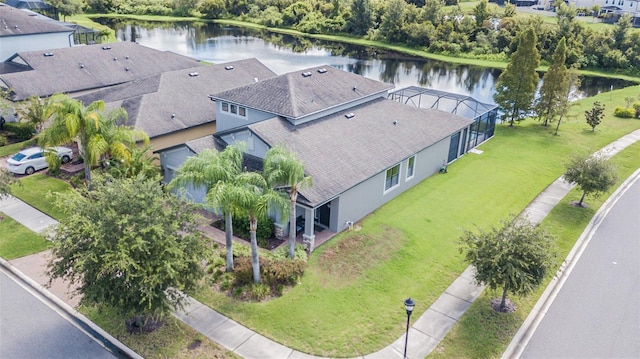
[1, 128, 639, 359]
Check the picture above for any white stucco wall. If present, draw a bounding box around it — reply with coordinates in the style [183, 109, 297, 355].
[1, 32, 73, 61]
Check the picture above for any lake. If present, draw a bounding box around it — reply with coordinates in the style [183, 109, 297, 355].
[95, 19, 635, 105]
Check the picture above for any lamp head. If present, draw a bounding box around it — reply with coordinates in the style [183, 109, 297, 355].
[404, 298, 415, 315]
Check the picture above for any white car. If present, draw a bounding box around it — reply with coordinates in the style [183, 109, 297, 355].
[6, 146, 73, 175]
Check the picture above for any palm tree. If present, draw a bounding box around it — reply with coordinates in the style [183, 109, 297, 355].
[169, 145, 244, 272]
[39, 95, 148, 188]
[214, 172, 288, 283]
[263, 145, 313, 258]
[17, 95, 55, 133]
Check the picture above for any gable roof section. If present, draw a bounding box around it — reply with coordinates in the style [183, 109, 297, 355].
[0, 4, 70, 37]
[210, 65, 393, 120]
[75, 58, 277, 139]
[249, 98, 474, 207]
[1, 42, 202, 101]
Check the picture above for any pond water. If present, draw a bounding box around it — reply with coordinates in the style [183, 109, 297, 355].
[96, 19, 636, 105]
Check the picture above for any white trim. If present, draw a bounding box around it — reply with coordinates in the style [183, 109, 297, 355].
[406, 155, 416, 181]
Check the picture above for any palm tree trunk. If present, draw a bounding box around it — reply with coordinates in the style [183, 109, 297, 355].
[225, 209, 234, 272]
[250, 217, 261, 283]
[288, 192, 298, 259]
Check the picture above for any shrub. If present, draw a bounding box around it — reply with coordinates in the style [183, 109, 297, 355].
[231, 214, 274, 244]
[233, 256, 257, 286]
[249, 283, 270, 301]
[218, 272, 235, 290]
[613, 106, 635, 118]
[45, 152, 62, 176]
[261, 257, 306, 289]
[4, 122, 35, 141]
[0, 134, 7, 146]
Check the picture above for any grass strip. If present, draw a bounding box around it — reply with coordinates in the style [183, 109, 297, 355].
[0, 213, 50, 260]
[81, 305, 240, 359]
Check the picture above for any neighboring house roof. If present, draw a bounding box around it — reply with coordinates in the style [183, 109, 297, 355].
[0, 4, 70, 37]
[248, 97, 474, 207]
[4, 0, 52, 11]
[0, 42, 202, 101]
[210, 65, 394, 120]
[75, 58, 277, 139]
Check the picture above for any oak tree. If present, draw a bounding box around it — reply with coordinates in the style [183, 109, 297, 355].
[459, 216, 557, 312]
[47, 175, 208, 330]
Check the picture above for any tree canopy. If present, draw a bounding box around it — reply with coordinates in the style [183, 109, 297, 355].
[39, 95, 149, 188]
[459, 216, 557, 311]
[584, 101, 605, 132]
[535, 37, 570, 127]
[493, 27, 540, 126]
[47, 175, 209, 328]
[564, 154, 617, 207]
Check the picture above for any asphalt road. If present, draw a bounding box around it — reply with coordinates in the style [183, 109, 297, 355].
[0, 267, 116, 359]
[520, 174, 640, 358]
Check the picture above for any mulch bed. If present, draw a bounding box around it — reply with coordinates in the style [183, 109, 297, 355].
[490, 298, 517, 313]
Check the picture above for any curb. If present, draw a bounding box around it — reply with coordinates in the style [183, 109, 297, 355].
[0, 256, 142, 359]
[502, 168, 640, 359]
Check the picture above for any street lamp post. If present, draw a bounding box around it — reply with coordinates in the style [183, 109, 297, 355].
[403, 298, 416, 359]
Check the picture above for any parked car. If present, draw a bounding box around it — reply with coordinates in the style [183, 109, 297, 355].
[6, 146, 73, 175]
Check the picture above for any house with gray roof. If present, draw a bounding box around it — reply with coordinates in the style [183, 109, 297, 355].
[163, 64, 497, 250]
[75, 58, 277, 153]
[0, 3, 73, 61]
[0, 41, 202, 102]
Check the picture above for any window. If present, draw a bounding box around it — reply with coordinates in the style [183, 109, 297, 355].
[406, 156, 415, 180]
[221, 102, 246, 117]
[385, 164, 400, 192]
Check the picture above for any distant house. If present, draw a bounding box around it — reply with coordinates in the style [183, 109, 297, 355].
[76, 58, 277, 153]
[4, 0, 57, 19]
[161, 64, 497, 249]
[0, 42, 202, 102]
[0, 3, 73, 62]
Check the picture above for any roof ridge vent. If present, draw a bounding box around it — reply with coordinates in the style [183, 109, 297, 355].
[188, 72, 199, 77]
[302, 71, 313, 77]
[102, 46, 111, 50]
[317, 68, 327, 74]
[345, 113, 355, 119]
[43, 52, 54, 57]
[225, 65, 234, 70]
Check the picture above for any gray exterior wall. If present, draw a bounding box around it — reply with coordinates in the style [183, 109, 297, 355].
[220, 129, 270, 158]
[215, 102, 275, 132]
[158, 145, 207, 203]
[329, 136, 451, 233]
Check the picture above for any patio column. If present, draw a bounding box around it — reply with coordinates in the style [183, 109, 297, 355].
[302, 207, 315, 252]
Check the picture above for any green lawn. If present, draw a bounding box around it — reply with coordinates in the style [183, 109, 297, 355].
[431, 140, 640, 358]
[193, 84, 640, 357]
[9, 174, 75, 220]
[0, 213, 50, 259]
[0, 139, 37, 158]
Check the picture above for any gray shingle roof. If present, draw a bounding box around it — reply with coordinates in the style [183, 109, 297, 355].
[0, 4, 69, 37]
[1, 42, 202, 101]
[76, 58, 277, 139]
[210, 65, 394, 120]
[249, 98, 474, 207]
